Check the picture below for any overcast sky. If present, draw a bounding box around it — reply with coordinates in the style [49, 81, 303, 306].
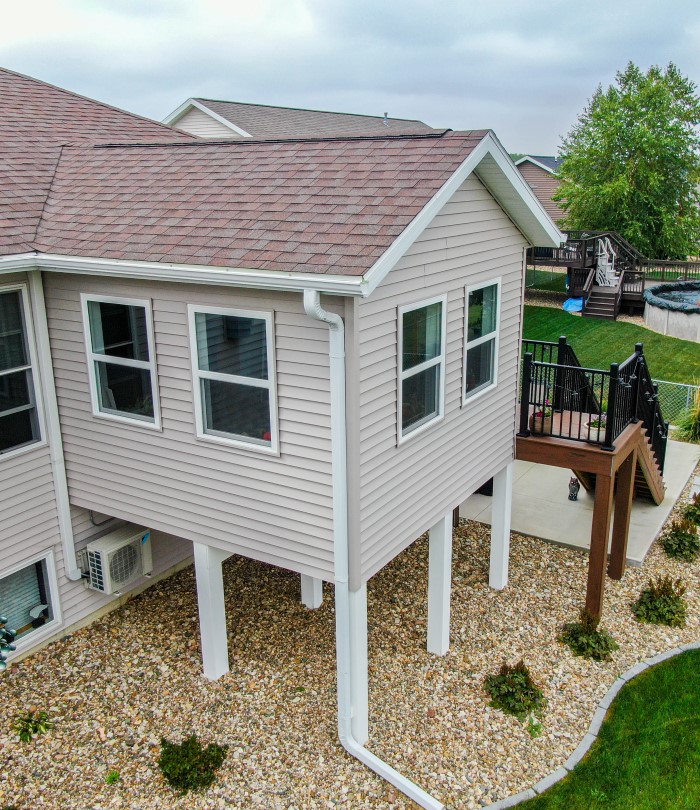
[2, 0, 699, 154]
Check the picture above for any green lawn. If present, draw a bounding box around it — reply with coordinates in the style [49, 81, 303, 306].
[523, 305, 700, 385]
[520, 650, 700, 810]
[526, 268, 569, 293]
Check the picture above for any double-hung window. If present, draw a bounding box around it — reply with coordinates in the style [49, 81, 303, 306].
[0, 286, 42, 456]
[188, 306, 278, 453]
[398, 296, 446, 442]
[464, 280, 500, 401]
[82, 295, 160, 427]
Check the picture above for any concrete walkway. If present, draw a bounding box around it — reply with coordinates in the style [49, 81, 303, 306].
[461, 440, 699, 565]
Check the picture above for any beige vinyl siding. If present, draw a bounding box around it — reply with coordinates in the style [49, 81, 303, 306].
[44, 275, 334, 580]
[516, 162, 563, 224]
[353, 174, 527, 585]
[173, 107, 242, 139]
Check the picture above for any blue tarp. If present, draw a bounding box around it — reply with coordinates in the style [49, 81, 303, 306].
[563, 297, 584, 313]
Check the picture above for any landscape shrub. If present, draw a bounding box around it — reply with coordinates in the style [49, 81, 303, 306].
[484, 660, 546, 721]
[675, 389, 700, 443]
[632, 576, 687, 627]
[560, 609, 620, 661]
[683, 493, 700, 525]
[158, 734, 228, 793]
[660, 519, 700, 561]
[13, 709, 53, 743]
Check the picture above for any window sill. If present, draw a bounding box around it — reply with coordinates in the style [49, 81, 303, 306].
[90, 410, 163, 432]
[462, 381, 498, 407]
[397, 413, 444, 446]
[194, 431, 280, 457]
[0, 438, 48, 462]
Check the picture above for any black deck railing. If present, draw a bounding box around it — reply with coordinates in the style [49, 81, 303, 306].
[519, 337, 669, 471]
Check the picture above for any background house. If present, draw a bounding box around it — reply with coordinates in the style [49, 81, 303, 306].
[515, 155, 564, 224]
[0, 67, 561, 809]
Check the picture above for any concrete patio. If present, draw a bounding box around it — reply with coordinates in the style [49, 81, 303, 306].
[461, 439, 700, 565]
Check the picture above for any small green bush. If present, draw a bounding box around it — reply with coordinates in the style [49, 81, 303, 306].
[675, 388, 700, 443]
[13, 709, 53, 743]
[661, 518, 700, 561]
[484, 660, 546, 721]
[105, 770, 121, 785]
[158, 734, 228, 793]
[683, 492, 700, 525]
[632, 576, 687, 627]
[560, 609, 620, 661]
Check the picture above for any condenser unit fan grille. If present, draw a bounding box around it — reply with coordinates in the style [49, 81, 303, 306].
[109, 543, 139, 585]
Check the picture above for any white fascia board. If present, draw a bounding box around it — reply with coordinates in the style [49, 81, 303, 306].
[361, 133, 564, 297]
[0, 252, 366, 296]
[162, 98, 253, 138]
[514, 155, 557, 175]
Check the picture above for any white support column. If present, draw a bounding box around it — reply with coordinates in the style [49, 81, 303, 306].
[427, 512, 453, 656]
[489, 461, 514, 590]
[300, 574, 324, 609]
[348, 583, 369, 745]
[193, 542, 232, 680]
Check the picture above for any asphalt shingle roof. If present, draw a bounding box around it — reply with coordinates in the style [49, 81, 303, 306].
[33, 132, 487, 275]
[194, 99, 438, 139]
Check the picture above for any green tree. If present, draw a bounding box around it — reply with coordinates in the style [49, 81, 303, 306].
[555, 62, 700, 259]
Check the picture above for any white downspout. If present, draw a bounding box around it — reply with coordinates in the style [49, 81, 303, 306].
[303, 290, 443, 810]
[28, 270, 82, 581]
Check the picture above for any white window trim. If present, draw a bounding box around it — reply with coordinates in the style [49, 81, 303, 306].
[0, 282, 47, 460]
[0, 549, 62, 657]
[463, 278, 501, 406]
[397, 294, 447, 445]
[187, 304, 279, 455]
[80, 294, 162, 430]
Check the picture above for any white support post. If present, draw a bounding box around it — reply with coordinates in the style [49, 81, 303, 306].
[193, 542, 232, 680]
[348, 583, 369, 745]
[489, 461, 514, 590]
[300, 574, 323, 609]
[427, 512, 453, 656]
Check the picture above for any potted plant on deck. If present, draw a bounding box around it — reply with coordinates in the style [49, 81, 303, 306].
[585, 401, 607, 443]
[529, 400, 553, 434]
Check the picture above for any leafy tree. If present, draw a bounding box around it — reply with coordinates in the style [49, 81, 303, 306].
[555, 62, 700, 259]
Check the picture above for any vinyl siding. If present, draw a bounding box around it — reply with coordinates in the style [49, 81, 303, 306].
[353, 174, 527, 585]
[516, 162, 563, 224]
[173, 107, 243, 139]
[43, 275, 335, 580]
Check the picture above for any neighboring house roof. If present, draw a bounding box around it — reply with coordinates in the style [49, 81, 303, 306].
[514, 155, 562, 174]
[164, 97, 437, 139]
[0, 67, 192, 254]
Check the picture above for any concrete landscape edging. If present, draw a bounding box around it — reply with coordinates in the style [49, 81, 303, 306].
[483, 640, 700, 809]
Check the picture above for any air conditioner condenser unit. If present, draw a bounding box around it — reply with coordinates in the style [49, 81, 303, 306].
[86, 526, 153, 595]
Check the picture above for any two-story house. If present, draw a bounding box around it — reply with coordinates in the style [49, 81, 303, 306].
[0, 67, 561, 808]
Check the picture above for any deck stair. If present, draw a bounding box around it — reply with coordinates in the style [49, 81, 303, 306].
[582, 284, 620, 320]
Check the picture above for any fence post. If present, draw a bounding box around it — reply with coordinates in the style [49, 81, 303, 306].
[603, 363, 619, 451]
[553, 335, 567, 412]
[518, 353, 532, 437]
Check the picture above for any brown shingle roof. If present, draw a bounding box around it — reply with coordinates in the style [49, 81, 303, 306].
[194, 99, 438, 139]
[0, 67, 193, 256]
[33, 132, 487, 275]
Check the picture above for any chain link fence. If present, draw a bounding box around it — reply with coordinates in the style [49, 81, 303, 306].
[652, 379, 700, 424]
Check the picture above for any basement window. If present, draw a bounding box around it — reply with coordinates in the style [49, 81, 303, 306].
[82, 295, 161, 428]
[188, 306, 278, 453]
[0, 552, 60, 646]
[398, 296, 447, 442]
[0, 285, 42, 456]
[464, 280, 500, 402]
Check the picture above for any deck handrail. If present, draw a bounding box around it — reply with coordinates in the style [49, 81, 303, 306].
[519, 338, 668, 467]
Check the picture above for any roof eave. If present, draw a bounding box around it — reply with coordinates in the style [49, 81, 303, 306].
[514, 155, 557, 175]
[0, 252, 367, 296]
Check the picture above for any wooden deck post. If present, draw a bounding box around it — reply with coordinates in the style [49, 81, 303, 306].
[608, 449, 637, 580]
[585, 472, 615, 618]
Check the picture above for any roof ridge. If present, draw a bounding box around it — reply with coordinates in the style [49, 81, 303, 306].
[0, 66, 194, 139]
[194, 97, 429, 125]
[91, 129, 465, 149]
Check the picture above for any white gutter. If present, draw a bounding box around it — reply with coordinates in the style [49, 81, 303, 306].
[27, 271, 82, 581]
[0, 253, 368, 297]
[302, 290, 443, 810]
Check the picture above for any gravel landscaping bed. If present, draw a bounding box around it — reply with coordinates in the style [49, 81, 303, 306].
[2, 461, 699, 809]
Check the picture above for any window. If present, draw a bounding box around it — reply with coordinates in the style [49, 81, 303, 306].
[82, 295, 160, 427]
[464, 280, 500, 401]
[398, 296, 446, 441]
[0, 286, 42, 455]
[0, 552, 61, 648]
[188, 306, 278, 453]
